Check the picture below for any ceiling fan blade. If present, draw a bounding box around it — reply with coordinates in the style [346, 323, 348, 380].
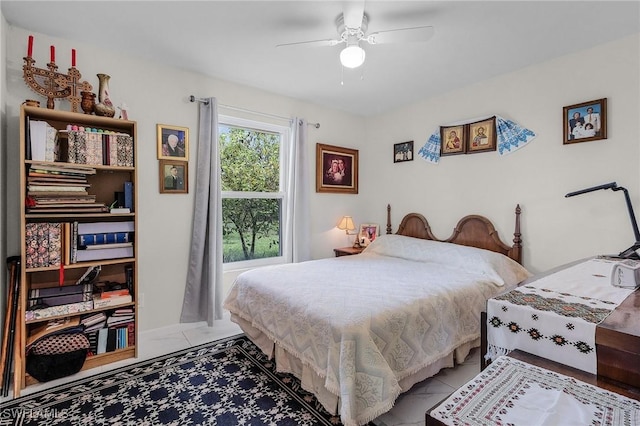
[342, 0, 365, 28]
[276, 38, 342, 48]
[366, 25, 435, 44]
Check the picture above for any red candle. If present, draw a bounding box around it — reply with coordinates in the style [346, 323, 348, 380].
[72, 49, 76, 67]
[27, 35, 33, 57]
[50, 45, 55, 63]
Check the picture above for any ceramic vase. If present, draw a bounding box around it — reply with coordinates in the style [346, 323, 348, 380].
[80, 91, 96, 114]
[94, 73, 116, 117]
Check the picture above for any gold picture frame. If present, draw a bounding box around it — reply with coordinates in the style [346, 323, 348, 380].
[316, 143, 358, 194]
[440, 125, 466, 156]
[467, 116, 497, 154]
[157, 124, 189, 161]
[159, 160, 188, 194]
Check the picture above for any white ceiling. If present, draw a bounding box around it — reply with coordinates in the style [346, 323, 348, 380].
[2, 1, 639, 117]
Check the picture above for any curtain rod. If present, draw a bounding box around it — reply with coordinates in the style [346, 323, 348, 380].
[189, 95, 320, 129]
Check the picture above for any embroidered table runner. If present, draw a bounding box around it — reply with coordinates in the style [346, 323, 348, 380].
[431, 355, 640, 426]
[486, 258, 633, 374]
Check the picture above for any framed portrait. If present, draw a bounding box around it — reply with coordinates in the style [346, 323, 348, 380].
[393, 141, 414, 163]
[563, 98, 607, 145]
[157, 124, 189, 161]
[316, 143, 358, 194]
[159, 160, 188, 194]
[467, 116, 497, 154]
[358, 223, 380, 247]
[440, 125, 466, 156]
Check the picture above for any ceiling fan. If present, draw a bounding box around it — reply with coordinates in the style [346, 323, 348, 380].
[276, 1, 435, 69]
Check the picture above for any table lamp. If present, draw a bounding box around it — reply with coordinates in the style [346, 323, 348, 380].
[565, 182, 640, 259]
[337, 215, 361, 248]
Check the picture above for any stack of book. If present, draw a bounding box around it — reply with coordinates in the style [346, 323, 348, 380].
[26, 163, 107, 214]
[81, 312, 107, 332]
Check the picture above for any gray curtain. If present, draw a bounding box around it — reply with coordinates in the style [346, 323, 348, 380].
[180, 97, 223, 325]
[288, 118, 311, 262]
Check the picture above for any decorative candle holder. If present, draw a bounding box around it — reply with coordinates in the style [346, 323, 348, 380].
[22, 56, 92, 112]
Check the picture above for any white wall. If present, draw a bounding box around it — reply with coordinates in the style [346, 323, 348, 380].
[3, 23, 639, 331]
[362, 34, 640, 274]
[3, 25, 365, 330]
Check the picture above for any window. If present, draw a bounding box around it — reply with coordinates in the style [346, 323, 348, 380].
[219, 116, 291, 269]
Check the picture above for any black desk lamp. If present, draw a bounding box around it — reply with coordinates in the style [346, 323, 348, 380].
[565, 182, 640, 259]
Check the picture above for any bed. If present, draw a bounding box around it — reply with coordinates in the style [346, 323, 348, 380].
[223, 205, 531, 426]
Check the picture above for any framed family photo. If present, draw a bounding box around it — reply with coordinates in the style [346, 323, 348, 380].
[440, 125, 466, 156]
[157, 124, 189, 160]
[316, 143, 359, 194]
[563, 98, 607, 144]
[358, 223, 380, 246]
[159, 160, 188, 194]
[467, 116, 497, 153]
[393, 141, 414, 163]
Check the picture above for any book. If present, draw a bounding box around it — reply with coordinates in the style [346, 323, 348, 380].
[28, 283, 92, 308]
[77, 221, 135, 235]
[107, 316, 134, 328]
[44, 123, 59, 162]
[110, 208, 131, 214]
[97, 328, 108, 354]
[80, 311, 107, 327]
[76, 245, 134, 262]
[124, 181, 133, 210]
[29, 120, 48, 161]
[116, 134, 134, 167]
[85, 330, 99, 356]
[78, 231, 133, 246]
[92, 294, 132, 309]
[25, 300, 93, 321]
[85, 242, 133, 250]
[106, 328, 117, 352]
[127, 322, 135, 346]
[100, 288, 129, 299]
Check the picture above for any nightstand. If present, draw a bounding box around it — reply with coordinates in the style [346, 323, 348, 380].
[333, 246, 364, 257]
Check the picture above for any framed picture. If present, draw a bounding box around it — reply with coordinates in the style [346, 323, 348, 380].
[394, 141, 414, 163]
[563, 98, 607, 144]
[157, 124, 189, 160]
[316, 143, 358, 194]
[358, 223, 380, 247]
[159, 160, 188, 194]
[467, 116, 497, 153]
[440, 125, 466, 156]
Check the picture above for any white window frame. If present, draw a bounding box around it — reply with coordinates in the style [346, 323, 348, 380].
[219, 115, 292, 271]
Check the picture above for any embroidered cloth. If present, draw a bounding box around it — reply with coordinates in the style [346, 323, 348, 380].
[431, 355, 640, 426]
[486, 258, 634, 374]
[418, 115, 536, 163]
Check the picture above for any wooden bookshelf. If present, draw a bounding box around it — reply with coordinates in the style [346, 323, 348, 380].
[13, 105, 138, 396]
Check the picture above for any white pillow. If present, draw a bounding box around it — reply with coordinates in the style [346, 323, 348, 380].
[364, 234, 531, 286]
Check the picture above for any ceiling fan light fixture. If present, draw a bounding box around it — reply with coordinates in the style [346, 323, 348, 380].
[340, 44, 366, 68]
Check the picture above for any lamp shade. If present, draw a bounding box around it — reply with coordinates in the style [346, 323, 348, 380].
[340, 45, 366, 69]
[337, 215, 356, 232]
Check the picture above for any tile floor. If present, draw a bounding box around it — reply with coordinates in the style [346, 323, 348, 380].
[3, 314, 481, 426]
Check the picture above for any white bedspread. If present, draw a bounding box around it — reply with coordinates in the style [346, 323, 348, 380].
[224, 238, 530, 426]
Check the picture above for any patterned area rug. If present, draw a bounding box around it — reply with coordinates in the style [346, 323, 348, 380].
[2, 334, 353, 425]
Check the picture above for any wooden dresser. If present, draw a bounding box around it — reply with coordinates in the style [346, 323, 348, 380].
[596, 288, 640, 387]
[482, 258, 640, 389]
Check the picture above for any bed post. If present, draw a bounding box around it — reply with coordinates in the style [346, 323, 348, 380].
[386, 204, 392, 234]
[512, 204, 522, 264]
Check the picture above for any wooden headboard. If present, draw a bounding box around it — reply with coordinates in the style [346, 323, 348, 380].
[385, 204, 523, 264]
